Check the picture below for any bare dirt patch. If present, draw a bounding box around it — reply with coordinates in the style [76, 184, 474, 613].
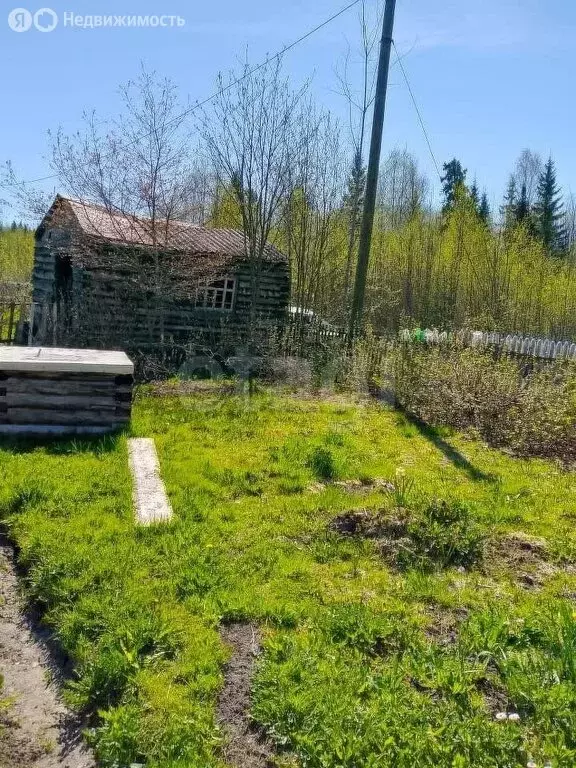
[217, 623, 274, 768]
[485, 532, 559, 589]
[330, 508, 406, 538]
[475, 675, 511, 717]
[424, 606, 469, 647]
[0, 544, 94, 768]
[330, 509, 415, 565]
[309, 478, 395, 494]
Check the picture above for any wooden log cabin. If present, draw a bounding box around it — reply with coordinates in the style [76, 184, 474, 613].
[31, 196, 290, 354]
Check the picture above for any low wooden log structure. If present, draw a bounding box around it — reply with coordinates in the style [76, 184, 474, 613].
[0, 347, 134, 436]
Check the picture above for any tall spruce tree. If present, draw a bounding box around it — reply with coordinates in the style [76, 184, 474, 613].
[441, 159, 467, 214]
[515, 184, 531, 226]
[533, 157, 566, 253]
[470, 180, 480, 212]
[343, 149, 366, 226]
[501, 175, 517, 231]
[479, 192, 491, 225]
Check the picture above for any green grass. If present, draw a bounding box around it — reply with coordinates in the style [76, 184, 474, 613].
[0, 385, 575, 767]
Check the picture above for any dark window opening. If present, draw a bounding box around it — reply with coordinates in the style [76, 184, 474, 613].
[195, 277, 236, 311]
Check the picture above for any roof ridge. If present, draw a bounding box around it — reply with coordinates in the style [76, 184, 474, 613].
[61, 196, 201, 230]
[40, 196, 287, 263]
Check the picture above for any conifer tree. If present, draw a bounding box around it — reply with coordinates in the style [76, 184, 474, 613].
[501, 175, 517, 230]
[533, 157, 566, 253]
[343, 149, 366, 298]
[479, 192, 491, 225]
[470, 180, 480, 212]
[343, 149, 366, 227]
[515, 184, 531, 225]
[441, 159, 467, 214]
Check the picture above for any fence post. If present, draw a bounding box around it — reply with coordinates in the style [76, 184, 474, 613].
[7, 304, 15, 343]
[27, 303, 36, 346]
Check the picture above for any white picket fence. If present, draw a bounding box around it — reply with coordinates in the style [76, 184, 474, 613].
[399, 329, 576, 361]
[470, 331, 576, 361]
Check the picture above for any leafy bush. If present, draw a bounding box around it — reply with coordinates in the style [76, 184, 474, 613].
[394, 344, 576, 462]
[401, 498, 486, 570]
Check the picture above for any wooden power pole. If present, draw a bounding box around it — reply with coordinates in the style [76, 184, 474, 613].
[349, 0, 397, 338]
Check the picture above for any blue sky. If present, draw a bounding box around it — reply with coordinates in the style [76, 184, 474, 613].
[1, 0, 575, 220]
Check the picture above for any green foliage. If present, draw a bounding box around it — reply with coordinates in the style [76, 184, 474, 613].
[343, 150, 366, 218]
[533, 157, 566, 254]
[207, 182, 243, 229]
[401, 498, 486, 570]
[89, 704, 143, 767]
[362, 197, 576, 337]
[441, 158, 467, 213]
[501, 175, 518, 230]
[515, 183, 533, 230]
[0, 227, 34, 283]
[479, 192, 491, 225]
[307, 446, 337, 480]
[275, 148, 576, 338]
[394, 344, 576, 462]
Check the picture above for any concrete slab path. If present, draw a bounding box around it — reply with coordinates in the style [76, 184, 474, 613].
[128, 438, 173, 525]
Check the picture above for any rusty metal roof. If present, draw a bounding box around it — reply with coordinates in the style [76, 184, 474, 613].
[39, 196, 287, 263]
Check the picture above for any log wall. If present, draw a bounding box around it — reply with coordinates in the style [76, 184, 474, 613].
[0, 347, 134, 436]
[0, 371, 132, 435]
[32, 225, 290, 351]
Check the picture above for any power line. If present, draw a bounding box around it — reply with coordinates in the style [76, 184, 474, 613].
[20, 0, 364, 186]
[392, 40, 442, 182]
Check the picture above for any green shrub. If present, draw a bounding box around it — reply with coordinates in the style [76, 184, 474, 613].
[320, 604, 409, 655]
[400, 498, 486, 571]
[394, 345, 576, 462]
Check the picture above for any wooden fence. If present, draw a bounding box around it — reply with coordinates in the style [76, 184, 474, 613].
[3, 296, 576, 365]
[283, 320, 576, 365]
[0, 301, 30, 345]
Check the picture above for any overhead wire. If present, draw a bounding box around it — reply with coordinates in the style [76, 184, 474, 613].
[19, 0, 365, 186]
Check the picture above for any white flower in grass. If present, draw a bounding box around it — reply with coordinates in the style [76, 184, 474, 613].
[495, 711, 508, 721]
[526, 761, 537, 768]
[508, 712, 521, 722]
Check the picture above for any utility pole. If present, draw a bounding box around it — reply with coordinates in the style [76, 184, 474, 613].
[349, 0, 397, 339]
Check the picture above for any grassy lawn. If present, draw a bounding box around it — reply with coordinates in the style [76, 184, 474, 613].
[1, 385, 575, 767]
